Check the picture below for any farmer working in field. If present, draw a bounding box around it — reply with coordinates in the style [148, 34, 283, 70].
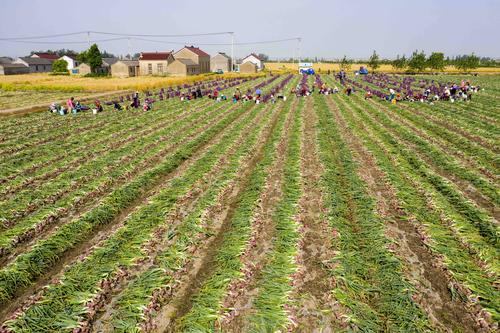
[67, 97, 75, 112]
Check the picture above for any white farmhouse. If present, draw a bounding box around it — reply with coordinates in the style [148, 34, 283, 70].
[59, 55, 80, 71]
[241, 53, 264, 70]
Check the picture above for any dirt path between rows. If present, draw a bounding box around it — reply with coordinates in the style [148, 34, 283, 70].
[88, 102, 271, 333]
[361, 97, 499, 223]
[0, 102, 249, 323]
[150, 103, 288, 333]
[217, 99, 298, 332]
[287, 97, 349, 332]
[0, 102, 229, 264]
[328, 96, 481, 333]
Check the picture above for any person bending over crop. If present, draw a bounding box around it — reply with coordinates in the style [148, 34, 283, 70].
[67, 97, 75, 112]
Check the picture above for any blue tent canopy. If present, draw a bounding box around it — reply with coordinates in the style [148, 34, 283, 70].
[359, 66, 368, 75]
[300, 68, 315, 75]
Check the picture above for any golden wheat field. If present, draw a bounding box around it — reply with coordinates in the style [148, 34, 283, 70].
[0, 72, 264, 93]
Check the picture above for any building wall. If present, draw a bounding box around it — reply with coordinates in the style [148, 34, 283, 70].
[243, 55, 263, 70]
[240, 62, 257, 73]
[60, 56, 79, 70]
[166, 60, 200, 76]
[77, 64, 92, 75]
[111, 62, 137, 77]
[139, 60, 170, 76]
[0, 65, 30, 75]
[28, 64, 52, 73]
[210, 55, 231, 72]
[13, 59, 52, 73]
[175, 49, 210, 73]
[0, 66, 26, 75]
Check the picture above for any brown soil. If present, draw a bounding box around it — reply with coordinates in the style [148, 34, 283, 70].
[219, 99, 298, 333]
[366, 99, 497, 182]
[362, 98, 499, 223]
[399, 103, 499, 154]
[0, 99, 211, 187]
[89, 102, 272, 333]
[0, 99, 213, 199]
[0, 103, 235, 267]
[329, 95, 482, 333]
[151, 102, 288, 333]
[0, 101, 251, 323]
[287, 97, 348, 333]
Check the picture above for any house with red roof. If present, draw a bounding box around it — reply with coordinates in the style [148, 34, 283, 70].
[241, 53, 264, 70]
[138, 51, 175, 76]
[173, 46, 210, 74]
[31, 53, 59, 61]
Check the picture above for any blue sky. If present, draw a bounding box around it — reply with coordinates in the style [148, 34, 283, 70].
[0, 0, 498, 59]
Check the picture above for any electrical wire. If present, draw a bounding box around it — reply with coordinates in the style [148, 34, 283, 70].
[0, 37, 129, 45]
[0, 31, 89, 40]
[89, 31, 233, 37]
[133, 37, 299, 46]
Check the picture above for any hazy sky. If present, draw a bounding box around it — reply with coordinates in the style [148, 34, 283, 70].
[1, 0, 498, 59]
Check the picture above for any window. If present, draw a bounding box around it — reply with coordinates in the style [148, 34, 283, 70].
[35, 65, 39, 71]
[157, 63, 163, 73]
[148, 63, 152, 74]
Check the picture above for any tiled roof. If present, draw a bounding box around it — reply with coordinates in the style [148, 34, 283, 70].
[139, 52, 173, 61]
[18, 57, 53, 65]
[212, 52, 230, 59]
[32, 53, 59, 60]
[184, 46, 210, 57]
[244, 53, 262, 61]
[117, 60, 139, 66]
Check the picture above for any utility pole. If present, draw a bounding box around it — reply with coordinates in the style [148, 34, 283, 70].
[230, 32, 234, 72]
[127, 37, 132, 58]
[298, 37, 301, 64]
[87, 31, 91, 48]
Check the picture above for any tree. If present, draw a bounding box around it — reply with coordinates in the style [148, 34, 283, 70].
[30, 49, 78, 57]
[52, 59, 68, 73]
[391, 55, 407, 71]
[78, 44, 103, 73]
[101, 50, 116, 58]
[257, 53, 269, 62]
[368, 50, 380, 72]
[427, 52, 445, 71]
[339, 55, 352, 71]
[455, 53, 480, 72]
[408, 50, 427, 72]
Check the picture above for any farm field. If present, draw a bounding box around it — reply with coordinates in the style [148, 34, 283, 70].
[0, 73, 498, 333]
[265, 62, 500, 74]
[0, 73, 265, 112]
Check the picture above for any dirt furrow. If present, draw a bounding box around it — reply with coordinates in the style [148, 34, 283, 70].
[0, 101, 252, 322]
[398, 103, 499, 153]
[217, 99, 298, 332]
[362, 98, 499, 221]
[286, 96, 349, 332]
[149, 102, 288, 333]
[329, 96, 482, 333]
[0, 103, 237, 266]
[87, 103, 272, 333]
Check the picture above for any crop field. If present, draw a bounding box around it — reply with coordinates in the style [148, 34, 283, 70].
[0, 73, 498, 333]
[0, 73, 265, 112]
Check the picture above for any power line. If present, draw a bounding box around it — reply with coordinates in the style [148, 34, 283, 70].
[133, 37, 300, 46]
[0, 37, 129, 45]
[0, 31, 233, 41]
[89, 31, 233, 38]
[0, 31, 89, 40]
[0, 36, 300, 46]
